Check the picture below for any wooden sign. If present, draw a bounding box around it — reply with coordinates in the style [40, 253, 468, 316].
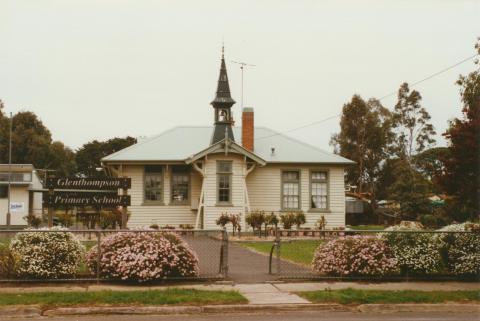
[46, 177, 131, 190]
[46, 192, 130, 207]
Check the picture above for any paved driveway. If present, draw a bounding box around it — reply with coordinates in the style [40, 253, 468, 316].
[184, 236, 311, 283]
[227, 242, 311, 283]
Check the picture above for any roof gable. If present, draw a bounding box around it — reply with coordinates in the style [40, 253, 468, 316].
[185, 138, 266, 165]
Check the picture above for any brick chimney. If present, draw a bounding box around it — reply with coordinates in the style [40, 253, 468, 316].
[242, 107, 254, 151]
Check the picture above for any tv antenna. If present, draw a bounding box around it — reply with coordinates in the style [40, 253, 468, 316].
[231, 60, 256, 108]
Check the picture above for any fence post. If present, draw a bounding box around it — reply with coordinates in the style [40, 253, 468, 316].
[96, 231, 101, 284]
[222, 227, 229, 278]
[275, 226, 281, 275]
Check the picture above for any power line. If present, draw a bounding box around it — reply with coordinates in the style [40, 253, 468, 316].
[377, 53, 478, 101]
[255, 53, 478, 141]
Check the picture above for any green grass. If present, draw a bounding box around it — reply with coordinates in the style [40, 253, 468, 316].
[298, 288, 480, 304]
[0, 289, 247, 307]
[239, 240, 324, 265]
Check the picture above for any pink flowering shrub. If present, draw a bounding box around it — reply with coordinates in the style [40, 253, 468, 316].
[312, 235, 397, 276]
[86, 232, 199, 282]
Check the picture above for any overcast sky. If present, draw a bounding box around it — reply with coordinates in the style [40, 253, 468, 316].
[1, 0, 478, 152]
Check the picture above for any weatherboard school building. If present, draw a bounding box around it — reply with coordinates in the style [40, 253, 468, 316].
[102, 52, 353, 230]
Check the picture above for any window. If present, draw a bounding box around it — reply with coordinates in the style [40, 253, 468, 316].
[0, 186, 8, 198]
[217, 161, 232, 204]
[282, 171, 300, 209]
[0, 172, 31, 182]
[311, 171, 328, 210]
[144, 165, 163, 202]
[171, 166, 190, 204]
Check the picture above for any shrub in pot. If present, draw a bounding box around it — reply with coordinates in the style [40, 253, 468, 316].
[86, 231, 199, 282]
[312, 235, 397, 276]
[280, 212, 296, 230]
[246, 211, 265, 234]
[216, 213, 231, 228]
[10, 227, 85, 279]
[229, 214, 242, 236]
[265, 213, 279, 236]
[294, 211, 306, 230]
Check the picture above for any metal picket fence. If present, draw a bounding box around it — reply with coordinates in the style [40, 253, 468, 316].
[265, 229, 480, 281]
[0, 228, 228, 283]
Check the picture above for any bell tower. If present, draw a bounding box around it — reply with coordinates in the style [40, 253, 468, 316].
[211, 47, 236, 145]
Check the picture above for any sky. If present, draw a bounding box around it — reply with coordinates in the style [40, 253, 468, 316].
[0, 0, 479, 152]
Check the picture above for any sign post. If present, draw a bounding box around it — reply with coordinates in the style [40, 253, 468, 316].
[45, 177, 131, 228]
[121, 177, 128, 229]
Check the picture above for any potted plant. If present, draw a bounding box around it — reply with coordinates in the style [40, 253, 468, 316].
[280, 212, 296, 236]
[294, 211, 306, 235]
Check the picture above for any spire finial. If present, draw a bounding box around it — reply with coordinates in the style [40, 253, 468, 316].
[221, 40, 224, 59]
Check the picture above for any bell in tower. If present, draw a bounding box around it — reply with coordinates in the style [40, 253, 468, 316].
[211, 47, 236, 145]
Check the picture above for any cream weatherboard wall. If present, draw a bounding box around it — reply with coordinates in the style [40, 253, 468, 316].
[122, 165, 201, 227]
[122, 160, 346, 229]
[246, 164, 346, 228]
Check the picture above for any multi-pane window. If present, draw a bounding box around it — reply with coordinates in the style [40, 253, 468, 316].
[282, 171, 300, 209]
[217, 161, 232, 204]
[171, 166, 190, 204]
[311, 171, 328, 210]
[144, 165, 163, 202]
[0, 172, 31, 182]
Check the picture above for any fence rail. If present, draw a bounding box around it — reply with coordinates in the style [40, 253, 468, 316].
[0, 228, 227, 283]
[261, 228, 480, 281]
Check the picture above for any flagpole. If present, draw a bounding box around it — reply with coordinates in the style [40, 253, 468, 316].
[6, 112, 12, 227]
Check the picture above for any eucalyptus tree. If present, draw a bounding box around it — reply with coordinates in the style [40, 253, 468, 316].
[331, 95, 394, 199]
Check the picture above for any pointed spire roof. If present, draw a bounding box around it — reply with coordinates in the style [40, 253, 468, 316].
[211, 46, 236, 106]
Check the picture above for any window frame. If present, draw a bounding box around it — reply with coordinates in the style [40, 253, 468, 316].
[170, 166, 191, 206]
[281, 169, 301, 211]
[143, 165, 164, 205]
[216, 161, 233, 206]
[309, 169, 330, 212]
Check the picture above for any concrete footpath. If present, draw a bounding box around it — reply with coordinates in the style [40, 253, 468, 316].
[0, 281, 479, 318]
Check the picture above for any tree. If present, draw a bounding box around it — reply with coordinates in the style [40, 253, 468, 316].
[0, 100, 9, 162]
[331, 95, 393, 198]
[46, 141, 77, 177]
[392, 83, 436, 160]
[441, 40, 480, 222]
[76, 136, 137, 177]
[413, 147, 450, 193]
[388, 159, 432, 220]
[0, 111, 52, 168]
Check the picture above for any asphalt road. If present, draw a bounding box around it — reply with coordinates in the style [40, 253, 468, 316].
[4, 311, 478, 321]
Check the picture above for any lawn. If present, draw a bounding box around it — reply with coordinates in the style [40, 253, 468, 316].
[0, 289, 247, 307]
[298, 288, 480, 304]
[239, 240, 324, 265]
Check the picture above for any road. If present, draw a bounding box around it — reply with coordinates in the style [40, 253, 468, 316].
[4, 311, 478, 321]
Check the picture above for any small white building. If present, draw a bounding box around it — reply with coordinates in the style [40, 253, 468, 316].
[102, 52, 353, 230]
[0, 164, 43, 227]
